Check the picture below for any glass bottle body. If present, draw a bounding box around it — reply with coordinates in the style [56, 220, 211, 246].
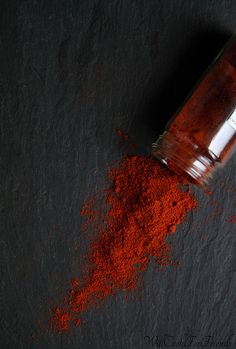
[152, 36, 236, 185]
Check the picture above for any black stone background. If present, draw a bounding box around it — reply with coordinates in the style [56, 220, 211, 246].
[0, 1, 236, 348]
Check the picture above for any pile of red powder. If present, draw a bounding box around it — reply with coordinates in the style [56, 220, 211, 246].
[52, 154, 197, 331]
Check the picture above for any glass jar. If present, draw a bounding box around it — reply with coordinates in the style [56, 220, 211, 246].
[152, 35, 236, 186]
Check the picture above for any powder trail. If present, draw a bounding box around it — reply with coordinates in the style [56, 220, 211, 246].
[53, 155, 197, 331]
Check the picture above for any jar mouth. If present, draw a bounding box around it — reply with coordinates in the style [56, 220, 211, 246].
[152, 131, 219, 186]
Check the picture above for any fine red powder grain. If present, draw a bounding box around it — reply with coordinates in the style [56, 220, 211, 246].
[52, 154, 197, 331]
[228, 214, 236, 223]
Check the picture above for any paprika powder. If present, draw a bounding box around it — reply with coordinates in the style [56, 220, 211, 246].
[152, 35, 236, 185]
[51, 35, 236, 332]
[52, 154, 197, 331]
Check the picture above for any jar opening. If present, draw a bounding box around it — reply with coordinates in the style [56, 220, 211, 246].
[152, 132, 219, 186]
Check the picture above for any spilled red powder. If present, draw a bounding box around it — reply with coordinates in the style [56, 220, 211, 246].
[228, 214, 236, 223]
[52, 155, 197, 331]
[116, 129, 129, 141]
[80, 196, 97, 235]
[53, 308, 71, 332]
[116, 128, 137, 148]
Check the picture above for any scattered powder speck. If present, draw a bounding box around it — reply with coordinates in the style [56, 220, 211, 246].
[228, 214, 236, 224]
[116, 128, 137, 148]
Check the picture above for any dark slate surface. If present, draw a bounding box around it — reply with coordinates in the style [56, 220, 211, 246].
[1, 1, 236, 348]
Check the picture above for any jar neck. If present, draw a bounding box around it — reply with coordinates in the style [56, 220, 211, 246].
[152, 131, 219, 186]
